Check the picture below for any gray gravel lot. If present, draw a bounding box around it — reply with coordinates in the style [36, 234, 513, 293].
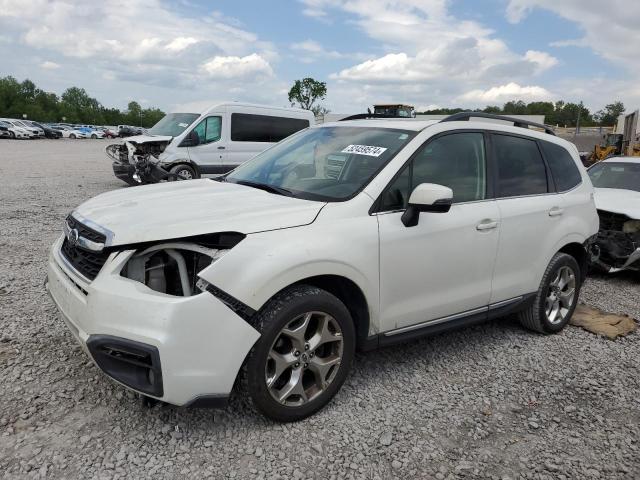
[1, 139, 639, 479]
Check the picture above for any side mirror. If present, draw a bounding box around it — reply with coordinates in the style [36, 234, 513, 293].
[180, 130, 200, 147]
[401, 183, 453, 227]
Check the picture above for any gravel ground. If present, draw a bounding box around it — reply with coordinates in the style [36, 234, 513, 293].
[1, 139, 639, 480]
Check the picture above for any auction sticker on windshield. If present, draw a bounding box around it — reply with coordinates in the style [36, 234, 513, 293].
[341, 144, 388, 157]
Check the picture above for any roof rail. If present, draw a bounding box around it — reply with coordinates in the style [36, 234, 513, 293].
[440, 112, 556, 136]
[339, 113, 403, 121]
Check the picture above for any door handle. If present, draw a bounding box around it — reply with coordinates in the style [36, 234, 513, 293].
[548, 207, 564, 217]
[217, 146, 225, 150]
[476, 220, 498, 231]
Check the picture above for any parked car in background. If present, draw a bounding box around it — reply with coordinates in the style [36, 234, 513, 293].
[118, 125, 145, 137]
[0, 121, 12, 138]
[107, 103, 315, 185]
[101, 126, 119, 138]
[75, 126, 105, 139]
[29, 121, 63, 139]
[1, 118, 39, 138]
[16, 120, 44, 137]
[0, 119, 34, 139]
[48, 113, 598, 421]
[588, 156, 640, 272]
[52, 126, 88, 139]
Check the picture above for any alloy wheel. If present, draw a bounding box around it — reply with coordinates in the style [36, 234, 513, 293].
[265, 311, 343, 406]
[545, 266, 576, 324]
[177, 170, 193, 180]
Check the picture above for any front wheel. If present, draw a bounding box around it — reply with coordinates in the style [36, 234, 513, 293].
[169, 164, 196, 180]
[69, 133, 76, 139]
[9, 131, 15, 139]
[241, 285, 355, 422]
[91, 134, 97, 139]
[518, 253, 581, 334]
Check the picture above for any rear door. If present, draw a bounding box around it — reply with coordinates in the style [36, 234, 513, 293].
[489, 133, 566, 303]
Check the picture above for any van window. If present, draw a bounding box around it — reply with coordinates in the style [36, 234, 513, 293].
[231, 113, 309, 143]
[493, 134, 548, 198]
[191, 116, 221, 145]
[540, 140, 582, 191]
[380, 132, 486, 211]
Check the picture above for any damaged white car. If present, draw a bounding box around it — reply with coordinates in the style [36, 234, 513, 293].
[588, 156, 640, 272]
[47, 113, 598, 421]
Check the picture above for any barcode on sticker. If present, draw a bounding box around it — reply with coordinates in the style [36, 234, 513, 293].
[341, 144, 387, 157]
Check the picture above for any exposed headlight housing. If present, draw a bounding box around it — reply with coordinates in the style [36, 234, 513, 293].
[120, 233, 244, 297]
[623, 220, 640, 234]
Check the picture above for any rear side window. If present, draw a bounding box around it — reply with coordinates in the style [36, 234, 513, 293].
[540, 141, 582, 191]
[231, 113, 310, 142]
[493, 134, 548, 198]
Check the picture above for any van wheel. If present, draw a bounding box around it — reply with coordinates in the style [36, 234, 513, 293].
[518, 253, 581, 334]
[169, 164, 196, 180]
[240, 285, 355, 422]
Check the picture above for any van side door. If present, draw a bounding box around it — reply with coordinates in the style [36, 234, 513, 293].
[227, 113, 311, 168]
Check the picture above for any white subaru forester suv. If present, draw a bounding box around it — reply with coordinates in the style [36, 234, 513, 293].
[46, 113, 599, 422]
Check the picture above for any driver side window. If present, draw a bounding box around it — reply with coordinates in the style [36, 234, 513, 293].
[190, 116, 221, 145]
[380, 132, 487, 211]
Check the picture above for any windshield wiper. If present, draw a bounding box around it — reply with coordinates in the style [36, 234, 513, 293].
[233, 180, 294, 197]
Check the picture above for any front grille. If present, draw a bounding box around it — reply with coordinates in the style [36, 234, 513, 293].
[66, 215, 107, 244]
[60, 238, 110, 280]
[597, 210, 629, 231]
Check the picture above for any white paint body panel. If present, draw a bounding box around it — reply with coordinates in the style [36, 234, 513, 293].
[593, 188, 640, 219]
[48, 118, 599, 405]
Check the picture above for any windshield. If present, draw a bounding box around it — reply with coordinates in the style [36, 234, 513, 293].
[226, 126, 416, 201]
[588, 161, 640, 193]
[148, 112, 199, 137]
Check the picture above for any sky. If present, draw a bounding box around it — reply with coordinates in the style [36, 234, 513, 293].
[1, 0, 639, 115]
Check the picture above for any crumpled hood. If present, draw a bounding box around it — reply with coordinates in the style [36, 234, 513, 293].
[74, 179, 324, 246]
[594, 188, 640, 219]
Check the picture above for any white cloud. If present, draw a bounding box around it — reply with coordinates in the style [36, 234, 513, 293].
[40, 61, 60, 70]
[505, 0, 640, 73]
[457, 83, 553, 104]
[165, 37, 199, 52]
[201, 53, 273, 79]
[524, 50, 558, 72]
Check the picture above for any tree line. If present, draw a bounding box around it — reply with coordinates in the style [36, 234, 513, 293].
[420, 100, 626, 127]
[0, 76, 165, 127]
[0, 75, 628, 128]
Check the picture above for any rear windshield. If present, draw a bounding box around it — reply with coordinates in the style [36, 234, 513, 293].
[148, 113, 199, 137]
[588, 162, 640, 193]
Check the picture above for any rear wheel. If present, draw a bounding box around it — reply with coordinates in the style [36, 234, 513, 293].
[241, 285, 355, 422]
[518, 253, 581, 334]
[91, 134, 97, 139]
[169, 164, 196, 180]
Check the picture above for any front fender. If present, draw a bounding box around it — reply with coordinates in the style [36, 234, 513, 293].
[198, 217, 380, 333]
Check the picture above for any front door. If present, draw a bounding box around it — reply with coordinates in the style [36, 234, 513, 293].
[377, 131, 500, 331]
[187, 115, 224, 175]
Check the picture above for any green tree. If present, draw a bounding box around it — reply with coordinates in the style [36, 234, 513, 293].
[594, 101, 625, 126]
[288, 77, 327, 115]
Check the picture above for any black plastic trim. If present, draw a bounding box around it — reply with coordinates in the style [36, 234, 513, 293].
[360, 293, 536, 350]
[201, 283, 256, 322]
[183, 394, 229, 409]
[199, 164, 236, 174]
[87, 335, 163, 397]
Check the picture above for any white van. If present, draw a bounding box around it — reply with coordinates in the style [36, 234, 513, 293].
[110, 103, 315, 184]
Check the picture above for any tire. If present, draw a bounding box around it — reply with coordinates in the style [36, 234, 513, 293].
[91, 134, 97, 139]
[169, 164, 196, 181]
[69, 133, 76, 139]
[240, 285, 356, 422]
[518, 253, 581, 334]
[9, 131, 15, 139]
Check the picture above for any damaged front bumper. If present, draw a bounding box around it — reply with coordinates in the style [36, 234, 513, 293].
[45, 234, 260, 406]
[591, 211, 640, 273]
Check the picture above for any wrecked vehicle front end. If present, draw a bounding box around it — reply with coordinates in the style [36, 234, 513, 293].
[591, 209, 640, 272]
[106, 136, 173, 185]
